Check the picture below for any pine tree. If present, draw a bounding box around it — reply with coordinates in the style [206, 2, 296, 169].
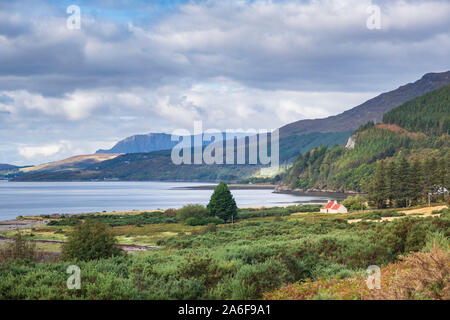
[385, 161, 397, 208]
[396, 157, 411, 207]
[409, 159, 423, 205]
[437, 158, 448, 201]
[370, 160, 388, 209]
[207, 182, 238, 222]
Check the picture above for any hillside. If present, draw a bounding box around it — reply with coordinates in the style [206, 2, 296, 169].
[0, 164, 18, 171]
[279, 86, 450, 193]
[13, 131, 353, 182]
[279, 71, 450, 138]
[13, 149, 264, 182]
[19, 154, 121, 173]
[383, 85, 450, 135]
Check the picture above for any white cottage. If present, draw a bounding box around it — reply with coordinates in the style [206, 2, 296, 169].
[320, 200, 348, 214]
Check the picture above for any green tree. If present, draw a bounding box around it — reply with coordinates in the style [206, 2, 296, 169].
[370, 160, 388, 209]
[62, 219, 124, 261]
[437, 158, 448, 201]
[423, 158, 440, 203]
[385, 161, 397, 208]
[396, 157, 412, 207]
[207, 182, 238, 222]
[342, 195, 367, 211]
[410, 159, 424, 205]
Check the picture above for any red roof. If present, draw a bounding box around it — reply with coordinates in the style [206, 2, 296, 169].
[331, 203, 342, 210]
[322, 201, 344, 211]
[323, 201, 335, 209]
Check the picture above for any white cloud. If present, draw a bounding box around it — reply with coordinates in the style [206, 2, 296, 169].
[0, 0, 448, 165]
[19, 143, 62, 159]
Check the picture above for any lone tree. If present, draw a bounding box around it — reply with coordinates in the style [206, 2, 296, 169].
[207, 182, 237, 222]
[62, 219, 124, 261]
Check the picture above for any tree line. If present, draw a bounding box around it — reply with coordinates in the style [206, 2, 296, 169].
[369, 156, 449, 209]
[382, 85, 450, 136]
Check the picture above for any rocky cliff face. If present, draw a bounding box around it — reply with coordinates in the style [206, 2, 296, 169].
[345, 136, 356, 149]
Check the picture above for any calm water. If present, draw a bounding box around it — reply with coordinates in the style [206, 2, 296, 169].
[0, 180, 331, 221]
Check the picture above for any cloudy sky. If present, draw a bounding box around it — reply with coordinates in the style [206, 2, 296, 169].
[0, 0, 449, 165]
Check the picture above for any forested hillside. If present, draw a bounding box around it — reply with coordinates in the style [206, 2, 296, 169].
[280, 87, 450, 193]
[383, 85, 450, 135]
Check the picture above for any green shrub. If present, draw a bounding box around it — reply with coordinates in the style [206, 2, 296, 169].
[176, 204, 210, 221]
[62, 219, 125, 261]
[185, 217, 224, 226]
[342, 195, 367, 211]
[230, 258, 292, 299]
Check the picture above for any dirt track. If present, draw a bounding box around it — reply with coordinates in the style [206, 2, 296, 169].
[400, 205, 447, 216]
[348, 205, 447, 224]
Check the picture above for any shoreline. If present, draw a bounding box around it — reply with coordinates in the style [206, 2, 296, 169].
[274, 189, 353, 199]
[176, 184, 276, 190]
[0, 201, 325, 227]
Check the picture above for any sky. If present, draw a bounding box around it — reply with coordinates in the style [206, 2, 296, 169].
[0, 0, 449, 166]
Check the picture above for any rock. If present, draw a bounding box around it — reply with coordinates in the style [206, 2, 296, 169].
[345, 135, 356, 149]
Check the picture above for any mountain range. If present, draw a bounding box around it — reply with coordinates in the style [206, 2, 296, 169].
[10, 71, 450, 182]
[96, 132, 252, 154]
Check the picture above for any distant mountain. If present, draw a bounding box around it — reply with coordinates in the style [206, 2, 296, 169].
[96, 133, 176, 154]
[96, 132, 253, 154]
[13, 132, 352, 182]
[280, 71, 450, 138]
[0, 164, 18, 171]
[19, 154, 120, 174]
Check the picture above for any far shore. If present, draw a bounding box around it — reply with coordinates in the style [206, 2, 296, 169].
[274, 189, 354, 199]
[0, 202, 327, 229]
[177, 184, 277, 190]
